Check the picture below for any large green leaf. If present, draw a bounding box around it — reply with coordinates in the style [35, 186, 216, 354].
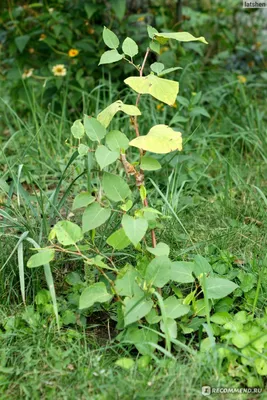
[99, 49, 124, 65]
[155, 32, 208, 44]
[122, 326, 158, 355]
[146, 242, 170, 257]
[79, 282, 113, 309]
[163, 296, 190, 319]
[160, 318, 177, 339]
[52, 221, 83, 246]
[124, 74, 179, 106]
[82, 203, 111, 233]
[145, 256, 172, 288]
[115, 265, 142, 297]
[27, 249, 55, 268]
[203, 277, 239, 299]
[95, 145, 119, 170]
[193, 255, 213, 277]
[129, 124, 182, 154]
[122, 214, 148, 246]
[106, 130, 129, 151]
[169, 261, 195, 283]
[71, 119, 85, 139]
[84, 115, 106, 142]
[72, 192, 95, 210]
[122, 37, 138, 57]
[124, 294, 153, 326]
[97, 100, 141, 128]
[107, 228, 131, 250]
[103, 27, 120, 49]
[102, 172, 131, 202]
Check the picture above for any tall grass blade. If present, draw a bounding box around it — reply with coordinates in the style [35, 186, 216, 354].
[26, 237, 59, 330]
[17, 240, 26, 305]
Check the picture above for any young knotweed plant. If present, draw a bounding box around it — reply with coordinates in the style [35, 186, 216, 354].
[26, 26, 238, 355]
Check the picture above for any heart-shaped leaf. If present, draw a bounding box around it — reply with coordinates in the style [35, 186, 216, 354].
[122, 214, 148, 246]
[82, 203, 111, 232]
[102, 172, 131, 202]
[27, 249, 55, 268]
[95, 145, 119, 169]
[52, 221, 83, 246]
[97, 100, 141, 128]
[84, 116, 106, 142]
[129, 124, 182, 154]
[124, 74, 179, 106]
[79, 282, 113, 309]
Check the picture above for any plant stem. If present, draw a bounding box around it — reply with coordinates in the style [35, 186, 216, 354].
[132, 47, 157, 248]
[73, 244, 122, 302]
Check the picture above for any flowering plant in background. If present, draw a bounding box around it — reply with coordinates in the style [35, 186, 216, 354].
[52, 65, 67, 77]
[1, 0, 265, 114]
[39, 34, 47, 41]
[22, 68, 34, 79]
[68, 49, 79, 57]
[237, 75, 247, 84]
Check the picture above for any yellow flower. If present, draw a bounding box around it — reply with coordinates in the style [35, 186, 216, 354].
[156, 103, 164, 112]
[255, 41, 261, 49]
[237, 75, 247, 84]
[22, 68, 34, 79]
[52, 64, 67, 77]
[39, 34, 47, 41]
[137, 16, 145, 22]
[68, 48, 79, 57]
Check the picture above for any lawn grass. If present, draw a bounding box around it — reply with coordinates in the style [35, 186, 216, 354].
[1, 68, 267, 398]
[0, 309, 262, 400]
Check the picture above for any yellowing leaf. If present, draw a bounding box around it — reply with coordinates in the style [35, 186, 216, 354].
[124, 74, 179, 106]
[155, 32, 208, 45]
[129, 124, 182, 154]
[97, 100, 141, 128]
[71, 119, 84, 139]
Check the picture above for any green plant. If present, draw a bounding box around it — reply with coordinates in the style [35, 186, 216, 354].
[25, 26, 246, 357]
[201, 309, 267, 387]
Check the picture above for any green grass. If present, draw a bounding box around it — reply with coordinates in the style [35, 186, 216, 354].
[1, 68, 267, 398]
[0, 309, 263, 400]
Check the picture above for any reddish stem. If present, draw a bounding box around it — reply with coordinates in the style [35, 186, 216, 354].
[132, 47, 157, 248]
